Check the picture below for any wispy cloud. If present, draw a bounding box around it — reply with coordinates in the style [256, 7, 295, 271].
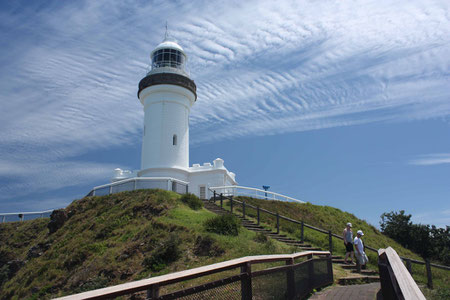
[412, 210, 450, 228]
[408, 154, 450, 166]
[0, 0, 449, 201]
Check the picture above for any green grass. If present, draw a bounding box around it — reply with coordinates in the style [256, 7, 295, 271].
[0, 190, 294, 299]
[1, 190, 447, 299]
[225, 196, 449, 294]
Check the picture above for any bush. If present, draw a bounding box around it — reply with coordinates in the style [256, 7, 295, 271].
[254, 232, 268, 243]
[143, 234, 181, 272]
[204, 214, 240, 236]
[180, 193, 203, 210]
[194, 236, 224, 257]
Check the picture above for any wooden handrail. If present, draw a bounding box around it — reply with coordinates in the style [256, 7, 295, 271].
[378, 247, 426, 299]
[212, 192, 450, 271]
[55, 251, 330, 300]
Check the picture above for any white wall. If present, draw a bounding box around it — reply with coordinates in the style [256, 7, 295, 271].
[139, 84, 195, 170]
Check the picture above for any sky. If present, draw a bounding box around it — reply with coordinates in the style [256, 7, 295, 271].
[0, 0, 449, 228]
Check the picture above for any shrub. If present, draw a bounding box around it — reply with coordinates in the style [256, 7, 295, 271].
[194, 236, 224, 257]
[180, 193, 203, 210]
[143, 234, 181, 271]
[254, 232, 268, 243]
[204, 214, 240, 236]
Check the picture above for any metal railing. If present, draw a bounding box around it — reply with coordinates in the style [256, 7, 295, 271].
[89, 177, 189, 197]
[210, 192, 450, 287]
[210, 186, 304, 204]
[56, 251, 333, 300]
[0, 210, 55, 223]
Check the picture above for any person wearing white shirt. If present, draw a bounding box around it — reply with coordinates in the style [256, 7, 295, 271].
[354, 230, 368, 268]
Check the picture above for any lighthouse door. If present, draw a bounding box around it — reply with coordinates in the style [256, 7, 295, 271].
[199, 186, 206, 199]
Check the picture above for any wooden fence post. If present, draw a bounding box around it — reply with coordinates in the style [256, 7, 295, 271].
[220, 193, 223, 208]
[230, 196, 233, 213]
[426, 259, 433, 289]
[276, 213, 280, 234]
[327, 253, 334, 282]
[300, 221, 304, 243]
[242, 201, 246, 219]
[257, 207, 260, 225]
[241, 262, 252, 300]
[146, 284, 160, 299]
[307, 255, 315, 290]
[328, 230, 333, 254]
[286, 258, 295, 299]
[213, 191, 216, 202]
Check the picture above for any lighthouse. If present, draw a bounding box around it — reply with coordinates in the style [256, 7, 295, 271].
[137, 37, 196, 181]
[108, 35, 237, 199]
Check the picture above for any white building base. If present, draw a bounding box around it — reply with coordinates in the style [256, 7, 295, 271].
[107, 158, 237, 199]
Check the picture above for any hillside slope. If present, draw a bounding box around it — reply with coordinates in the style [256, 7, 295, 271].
[0, 190, 293, 299]
[0, 190, 445, 299]
[233, 196, 420, 259]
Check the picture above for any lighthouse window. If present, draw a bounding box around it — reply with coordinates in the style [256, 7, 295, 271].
[173, 134, 177, 146]
[152, 49, 186, 70]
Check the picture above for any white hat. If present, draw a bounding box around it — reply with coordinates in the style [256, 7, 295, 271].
[346, 223, 352, 227]
[357, 230, 364, 236]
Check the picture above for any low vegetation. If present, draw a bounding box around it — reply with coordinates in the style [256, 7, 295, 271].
[227, 196, 449, 296]
[0, 190, 293, 299]
[380, 210, 449, 264]
[179, 193, 203, 210]
[204, 214, 241, 236]
[1, 190, 447, 299]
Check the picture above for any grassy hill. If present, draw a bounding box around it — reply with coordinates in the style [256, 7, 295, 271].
[229, 196, 449, 296]
[0, 190, 294, 299]
[0, 190, 447, 299]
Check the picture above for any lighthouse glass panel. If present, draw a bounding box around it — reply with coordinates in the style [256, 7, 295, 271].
[152, 49, 185, 70]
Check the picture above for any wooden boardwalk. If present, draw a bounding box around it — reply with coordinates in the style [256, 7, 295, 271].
[309, 282, 382, 300]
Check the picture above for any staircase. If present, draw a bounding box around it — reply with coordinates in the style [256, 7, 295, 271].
[203, 200, 380, 285]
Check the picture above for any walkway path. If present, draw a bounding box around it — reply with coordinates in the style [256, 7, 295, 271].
[309, 282, 382, 300]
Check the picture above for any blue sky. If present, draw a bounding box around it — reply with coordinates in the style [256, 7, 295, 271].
[0, 0, 449, 228]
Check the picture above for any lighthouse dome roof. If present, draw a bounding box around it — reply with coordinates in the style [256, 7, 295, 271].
[151, 39, 185, 57]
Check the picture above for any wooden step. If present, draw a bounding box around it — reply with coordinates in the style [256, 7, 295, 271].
[332, 259, 352, 264]
[341, 264, 357, 269]
[297, 247, 323, 251]
[352, 269, 378, 275]
[247, 228, 272, 232]
[267, 233, 287, 237]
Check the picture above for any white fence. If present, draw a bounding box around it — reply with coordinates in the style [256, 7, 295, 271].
[1, 210, 55, 223]
[90, 177, 189, 196]
[210, 186, 304, 204]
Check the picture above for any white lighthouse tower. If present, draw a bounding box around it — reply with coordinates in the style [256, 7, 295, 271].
[137, 37, 196, 182]
[107, 35, 237, 199]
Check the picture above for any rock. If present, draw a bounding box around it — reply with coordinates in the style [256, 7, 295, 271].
[27, 243, 51, 259]
[47, 209, 68, 234]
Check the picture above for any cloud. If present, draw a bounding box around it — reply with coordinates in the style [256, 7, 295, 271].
[412, 210, 450, 228]
[0, 0, 449, 202]
[408, 154, 450, 166]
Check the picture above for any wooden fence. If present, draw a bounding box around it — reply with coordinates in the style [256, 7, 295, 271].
[56, 251, 333, 300]
[211, 191, 450, 289]
[378, 247, 426, 300]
